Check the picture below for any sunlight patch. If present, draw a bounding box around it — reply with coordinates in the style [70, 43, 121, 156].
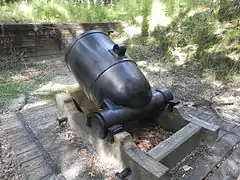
[10, 69, 41, 82]
[63, 163, 84, 179]
[34, 82, 66, 93]
[135, 16, 143, 24]
[56, 5, 70, 19]
[22, 101, 49, 110]
[141, 69, 148, 77]
[124, 25, 141, 37]
[137, 61, 147, 67]
[146, 64, 160, 72]
[149, 0, 171, 32]
[172, 48, 187, 66]
[19, 2, 33, 17]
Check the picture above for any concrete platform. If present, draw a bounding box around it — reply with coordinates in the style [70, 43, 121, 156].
[55, 84, 220, 180]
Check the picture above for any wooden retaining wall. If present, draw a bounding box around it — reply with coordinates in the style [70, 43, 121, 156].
[0, 22, 121, 62]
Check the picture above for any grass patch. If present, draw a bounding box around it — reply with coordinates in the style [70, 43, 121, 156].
[0, 74, 50, 108]
[0, 83, 20, 107]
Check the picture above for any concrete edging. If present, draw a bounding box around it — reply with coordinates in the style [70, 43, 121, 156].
[55, 88, 220, 180]
[148, 122, 202, 168]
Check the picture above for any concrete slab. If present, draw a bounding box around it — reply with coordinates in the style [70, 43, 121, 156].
[8, 131, 29, 142]
[186, 115, 219, 143]
[122, 141, 169, 180]
[17, 147, 42, 164]
[24, 164, 54, 180]
[1, 104, 101, 180]
[148, 123, 201, 168]
[157, 104, 188, 132]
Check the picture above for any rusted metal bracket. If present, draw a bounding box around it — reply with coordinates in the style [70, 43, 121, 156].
[115, 168, 132, 180]
[56, 117, 68, 126]
[107, 124, 123, 144]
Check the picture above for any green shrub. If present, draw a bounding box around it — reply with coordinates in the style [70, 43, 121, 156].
[217, 0, 240, 22]
[0, 0, 153, 23]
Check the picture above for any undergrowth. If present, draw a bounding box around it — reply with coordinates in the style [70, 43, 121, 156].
[0, 0, 152, 24]
[130, 0, 240, 82]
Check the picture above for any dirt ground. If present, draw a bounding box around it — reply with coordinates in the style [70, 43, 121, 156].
[0, 39, 239, 179]
[2, 54, 240, 123]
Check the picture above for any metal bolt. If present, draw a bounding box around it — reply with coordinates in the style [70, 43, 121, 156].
[56, 117, 68, 126]
[115, 168, 132, 180]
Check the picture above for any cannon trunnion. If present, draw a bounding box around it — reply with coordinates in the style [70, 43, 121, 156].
[65, 30, 179, 139]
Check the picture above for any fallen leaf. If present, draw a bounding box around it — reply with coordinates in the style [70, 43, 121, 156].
[88, 172, 95, 177]
[180, 165, 193, 172]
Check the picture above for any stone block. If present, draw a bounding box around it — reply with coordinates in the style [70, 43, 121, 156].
[122, 141, 169, 180]
[57, 92, 170, 179]
[55, 93, 73, 116]
[148, 123, 201, 168]
[183, 113, 220, 143]
[65, 83, 97, 113]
